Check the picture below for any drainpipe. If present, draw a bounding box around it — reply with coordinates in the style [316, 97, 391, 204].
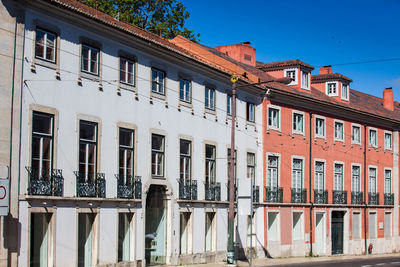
[309, 112, 313, 256]
[364, 124, 367, 254]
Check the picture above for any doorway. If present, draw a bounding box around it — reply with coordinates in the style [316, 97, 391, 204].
[315, 213, 325, 255]
[145, 185, 167, 265]
[331, 211, 344, 255]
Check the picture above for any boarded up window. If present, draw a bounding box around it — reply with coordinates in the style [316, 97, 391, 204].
[268, 212, 279, 241]
[369, 212, 376, 239]
[385, 212, 392, 238]
[352, 213, 361, 239]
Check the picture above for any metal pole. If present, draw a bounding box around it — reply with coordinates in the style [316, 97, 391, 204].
[364, 124, 367, 254]
[227, 81, 236, 264]
[309, 112, 313, 256]
[249, 178, 253, 266]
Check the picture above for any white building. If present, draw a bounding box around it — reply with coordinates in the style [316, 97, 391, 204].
[1, 0, 267, 266]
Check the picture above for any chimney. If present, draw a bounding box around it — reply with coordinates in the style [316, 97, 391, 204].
[383, 87, 394, 111]
[214, 42, 256, 67]
[319, 65, 333, 74]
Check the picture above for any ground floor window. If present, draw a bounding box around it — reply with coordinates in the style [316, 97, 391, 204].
[247, 213, 256, 247]
[352, 212, 361, 240]
[205, 212, 215, 251]
[267, 212, 279, 242]
[180, 212, 192, 254]
[118, 213, 133, 262]
[30, 213, 52, 267]
[384, 212, 392, 238]
[369, 212, 376, 239]
[292, 212, 303, 241]
[78, 213, 96, 267]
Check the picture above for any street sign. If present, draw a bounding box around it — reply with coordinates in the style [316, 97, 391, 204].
[0, 166, 10, 216]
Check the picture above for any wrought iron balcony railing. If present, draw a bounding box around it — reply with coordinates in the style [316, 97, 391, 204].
[314, 189, 328, 204]
[265, 187, 283, 203]
[115, 175, 142, 199]
[74, 172, 106, 198]
[291, 188, 307, 203]
[368, 192, 379, 205]
[253, 186, 260, 203]
[26, 167, 64, 196]
[205, 182, 221, 201]
[332, 190, 347, 204]
[384, 193, 394, 205]
[351, 191, 363, 204]
[178, 179, 197, 200]
[226, 183, 237, 201]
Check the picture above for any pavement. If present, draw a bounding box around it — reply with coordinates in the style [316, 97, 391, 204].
[180, 253, 400, 267]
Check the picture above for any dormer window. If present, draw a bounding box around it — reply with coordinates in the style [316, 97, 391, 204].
[301, 71, 310, 90]
[341, 84, 349, 101]
[284, 69, 297, 85]
[326, 82, 338, 96]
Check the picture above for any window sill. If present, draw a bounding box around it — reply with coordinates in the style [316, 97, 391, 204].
[119, 81, 136, 92]
[80, 71, 101, 81]
[315, 135, 326, 140]
[179, 100, 193, 109]
[292, 131, 305, 136]
[267, 127, 281, 133]
[334, 138, 344, 143]
[204, 108, 216, 115]
[33, 57, 58, 70]
[152, 176, 165, 180]
[300, 86, 310, 90]
[151, 91, 166, 101]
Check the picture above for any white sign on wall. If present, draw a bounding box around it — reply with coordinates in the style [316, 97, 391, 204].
[0, 166, 10, 216]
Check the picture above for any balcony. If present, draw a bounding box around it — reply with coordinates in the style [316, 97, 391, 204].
[314, 190, 328, 204]
[115, 175, 142, 199]
[384, 193, 394, 205]
[265, 187, 283, 203]
[253, 186, 260, 203]
[368, 192, 379, 205]
[74, 172, 106, 198]
[26, 167, 64, 196]
[205, 182, 221, 201]
[178, 179, 197, 200]
[332, 190, 347, 204]
[351, 191, 363, 204]
[291, 188, 307, 203]
[226, 183, 237, 201]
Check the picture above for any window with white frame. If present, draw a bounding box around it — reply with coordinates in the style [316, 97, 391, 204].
[314, 161, 324, 191]
[151, 68, 165, 95]
[315, 117, 325, 138]
[369, 129, 377, 147]
[285, 69, 297, 84]
[369, 212, 376, 239]
[292, 159, 303, 190]
[267, 212, 280, 241]
[205, 212, 215, 251]
[334, 163, 343, 191]
[293, 112, 304, 134]
[369, 167, 377, 193]
[292, 212, 303, 241]
[334, 121, 344, 141]
[352, 165, 361, 193]
[227, 95, 232, 116]
[326, 82, 337, 96]
[81, 44, 99, 75]
[35, 28, 56, 63]
[384, 169, 391, 194]
[352, 125, 361, 144]
[118, 213, 133, 262]
[341, 84, 349, 100]
[179, 79, 191, 103]
[267, 156, 279, 189]
[205, 145, 216, 185]
[353, 213, 361, 239]
[180, 139, 191, 182]
[246, 102, 255, 122]
[247, 153, 255, 181]
[385, 132, 392, 150]
[120, 57, 135, 86]
[301, 71, 310, 89]
[268, 107, 280, 130]
[204, 87, 215, 110]
[151, 134, 165, 177]
[119, 128, 134, 180]
[384, 212, 392, 238]
[79, 121, 97, 181]
[30, 213, 52, 266]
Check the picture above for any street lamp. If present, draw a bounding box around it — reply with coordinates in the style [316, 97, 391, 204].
[227, 75, 292, 265]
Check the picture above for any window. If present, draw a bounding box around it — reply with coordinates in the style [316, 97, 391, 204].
[352, 125, 361, 144]
[205, 145, 216, 185]
[369, 167, 377, 193]
[81, 44, 99, 75]
[30, 213, 52, 266]
[369, 212, 376, 239]
[285, 69, 297, 84]
[369, 129, 377, 147]
[79, 121, 97, 181]
[151, 134, 165, 177]
[334, 163, 343, 191]
[341, 84, 349, 100]
[179, 79, 191, 103]
[326, 82, 338, 96]
[180, 212, 191, 254]
[151, 68, 165, 95]
[267, 156, 278, 189]
[292, 212, 303, 241]
[205, 87, 215, 110]
[292, 159, 303, 190]
[120, 57, 135, 86]
[334, 121, 344, 141]
[314, 161, 324, 191]
[35, 28, 56, 63]
[385, 169, 391, 194]
[352, 165, 361, 192]
[301, 71, 310, 89]
[385, 132, 392, 150]
[247, 153, 255, 181]
[227, 95, 233, 116]
[315, 117, 325, 138]
[353, 213, 361, 240]
[119, 128, 134, 180]
[205, 212, 215, 251]
[180, 139, 191, 182]
[267, 212, 279, 241]
[293, 112, 304, 134]
[268, 107, 280, 130]
[118, 213, 132, 262]
[246, 103, 255, 122]
[31, 112, 54, 179]
[78, 213, 95, 267]
[384, 212, 392, 238]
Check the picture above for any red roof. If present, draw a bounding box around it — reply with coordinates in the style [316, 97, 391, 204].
[257, 59, 314, 71]
[312, 73, 353, 83]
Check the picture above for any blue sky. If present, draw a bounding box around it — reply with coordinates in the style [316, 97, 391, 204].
[183, 0, 400, 101]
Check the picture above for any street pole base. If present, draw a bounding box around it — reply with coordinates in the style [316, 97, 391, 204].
[227, 251, 235, 265]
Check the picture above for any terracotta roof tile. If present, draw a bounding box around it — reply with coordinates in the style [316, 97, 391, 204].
[257, 59, 314, 71]
[312, 73, 353, 83]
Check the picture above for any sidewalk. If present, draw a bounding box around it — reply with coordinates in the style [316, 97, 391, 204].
[180, 253, 400, 267]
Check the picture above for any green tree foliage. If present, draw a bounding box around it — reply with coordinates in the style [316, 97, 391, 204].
[78, 0, 199, 41]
